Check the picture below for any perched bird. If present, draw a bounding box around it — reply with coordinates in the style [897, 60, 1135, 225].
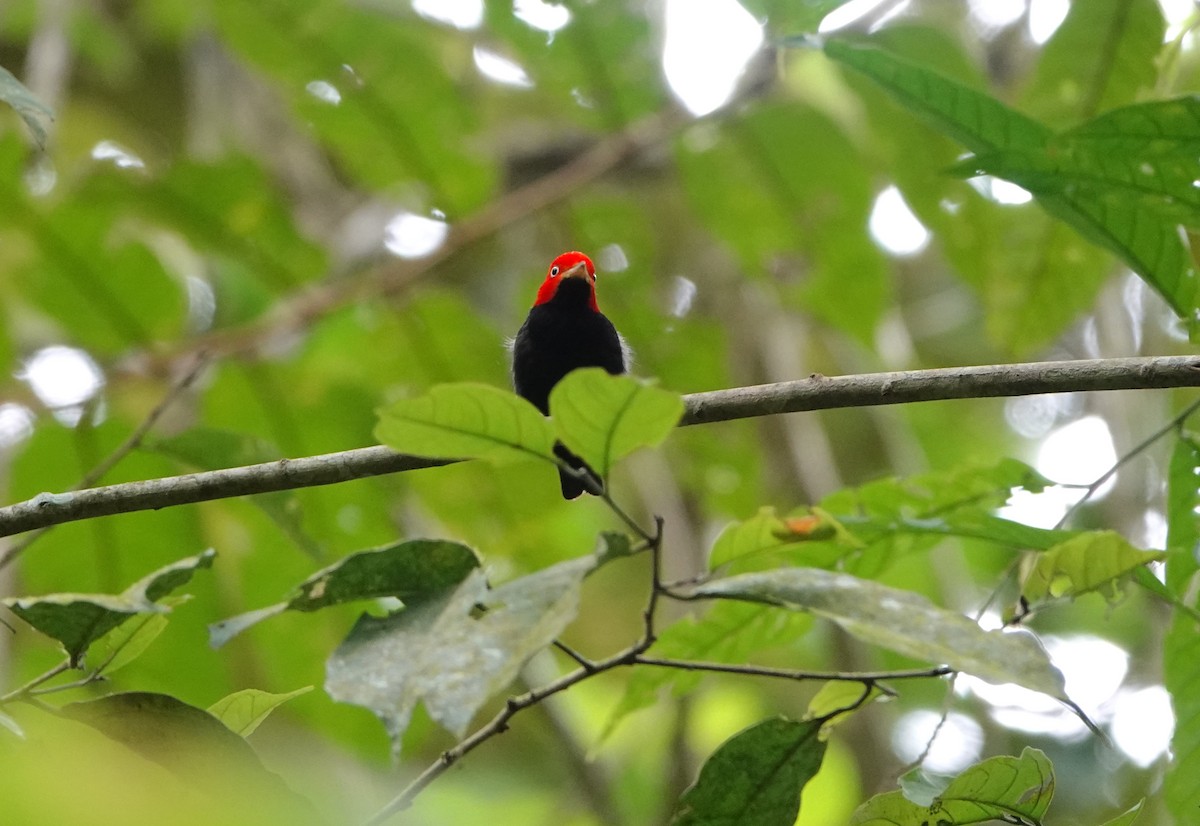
[512, 251, 628, 498]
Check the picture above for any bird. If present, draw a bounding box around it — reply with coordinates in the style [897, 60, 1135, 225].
[512, 251, 628, 498]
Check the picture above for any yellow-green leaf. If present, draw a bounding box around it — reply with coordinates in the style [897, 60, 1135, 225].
[549, 368, 683, 477]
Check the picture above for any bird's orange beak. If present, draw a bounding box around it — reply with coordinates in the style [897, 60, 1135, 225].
[562, 260, 592, 281]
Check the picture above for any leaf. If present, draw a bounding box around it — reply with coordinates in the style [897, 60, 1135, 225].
[549, 368, 684, 478]
[671, 717, 826, 826]
[1164, 434, 1200, 818]
[689, 569, 1066, 699]
[709, 507, 855, 571]
[823, 37, 1050, 156]
[0, 64, 54, 147]
[806, 681, 884, 736]
[86, 595, 188, 676]
[209, 539, 480, 647]
[3, 550, 215, 664]
[851, 747, 1054, 825]
[1100, 800, 1144, 826]
[327, 555, 597, 747]
[207, 686, 313, 737]
[1019, 0, 1163, 129]
[375, 383, 555, 465]
[1022, 530, 1165, 603]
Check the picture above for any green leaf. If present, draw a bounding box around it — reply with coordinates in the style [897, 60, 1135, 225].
[805, 681, 884, 735]
[823, 37, 1050, 156]
[3, 550, 215, 664]
[708, 507, 857, 571]
[672, 717, 826, 826]
[1164, 434, 1200, 818]
[209, 539, 480, 647]
[1022, 530, 1165, 603]
[375, 383, 555, 465]
[207, 686, 314, 737]
[689, 569, 1066, 699]
[549, 368, 684, 478]
[326, 554, 597, 746]
[1100, 800, 1144, 826]
[1019, 0, 1164, 129]
[0, 64, 53, 147]
[851, 748, 1054, 825]
[86, 595, 188, 676]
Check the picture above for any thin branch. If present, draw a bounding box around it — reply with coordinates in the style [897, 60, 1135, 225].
[1054, 395, 1200, 530]
[0, 354, 210, 570]
[1, 356, 1198, 539]
[632, 656, 953, 683]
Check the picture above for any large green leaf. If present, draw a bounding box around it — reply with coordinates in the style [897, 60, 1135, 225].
[549, 368, 683, 478]
[1022, 530, 1165, 603]
[376, 383, 555, 465]
[851, 748, 1054, 825]
[689, 569, 1066, 699]
[1164, 434, 1200, 819]
[209, 539, 480, 647]
[826, 35, 1200, 330]
[671, 717, 826, 826]
[326, 554, 597, 746]
[3, 550, 215, 665]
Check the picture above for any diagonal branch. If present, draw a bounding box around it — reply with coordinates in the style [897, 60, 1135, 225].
[0, 355, 1197, 542]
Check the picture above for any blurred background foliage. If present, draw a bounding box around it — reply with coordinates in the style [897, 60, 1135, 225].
[0, 0, 1198, 823]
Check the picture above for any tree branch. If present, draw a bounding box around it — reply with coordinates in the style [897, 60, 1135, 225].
[0, 355, 1197, 541]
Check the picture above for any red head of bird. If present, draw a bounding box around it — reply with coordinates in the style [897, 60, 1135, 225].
[533, 250, 599, 312]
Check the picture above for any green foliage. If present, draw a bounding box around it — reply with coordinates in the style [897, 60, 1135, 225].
[671, 717, 827, 826]
[550, 368, 684, 477]
[209, 538, 480, 646]
[690, 569, 1066, 699]
[851, 747, 1054, 825]
[0, 2, 1190, 823]
[376, 383, 556, 465]
[3, 550, 214, 664]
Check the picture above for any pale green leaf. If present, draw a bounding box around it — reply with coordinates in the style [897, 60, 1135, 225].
[207, 686, 314, 737]
[375, 383, 555, 465]
[327, 555, 597, 746]
[1164, 434, 1200, 818]
[86, 595, 188, 676]
[1023, 530, 1165, 603]
[851, 748, 1054, 825]
[690, 569, 1066, 699]
[550, 368, 684, 477]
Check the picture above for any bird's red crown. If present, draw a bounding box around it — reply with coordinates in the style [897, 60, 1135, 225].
[533, 251, 599, 312]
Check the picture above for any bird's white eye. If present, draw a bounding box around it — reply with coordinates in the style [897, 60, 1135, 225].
[550, 266, 560, 276]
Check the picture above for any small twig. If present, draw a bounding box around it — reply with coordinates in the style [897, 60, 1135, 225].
[362, 644, 644, 826]
[633, 656, 953, 684]
[1054, 395, 1200, 530]
[0, 660, 70, 704]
